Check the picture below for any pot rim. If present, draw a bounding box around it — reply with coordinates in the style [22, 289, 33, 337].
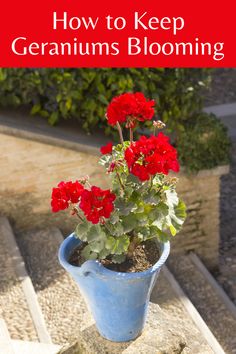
[59, 233, 170, 279]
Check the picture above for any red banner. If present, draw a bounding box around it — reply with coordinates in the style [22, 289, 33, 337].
[0, 0, 235, 67]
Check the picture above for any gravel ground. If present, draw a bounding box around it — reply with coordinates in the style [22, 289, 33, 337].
[204, 68, 236, 106]
[218, 141, 236, 305]
[17, 227, 92, 345]
[0, 218, 38, 342]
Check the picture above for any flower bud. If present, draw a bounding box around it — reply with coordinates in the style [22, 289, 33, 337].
[153, 120, 166, 129]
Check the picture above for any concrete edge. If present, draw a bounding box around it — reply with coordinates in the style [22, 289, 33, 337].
[162, 265, 226, 354]
[189, 252, 236, 320]
[0, 318, 11, 341]
[178, 164, 230, 178]
[11, 340, 61, 354]
[204, 102, 236, 117]
[0, 216, 52, 344]
[0, 124, 100, 156]
[0, 122, 230, 178]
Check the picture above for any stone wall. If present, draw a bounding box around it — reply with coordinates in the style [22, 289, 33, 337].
[0, 132, 229, 269]
[0, 132, 109, 235]
[172, 166, 228, 270]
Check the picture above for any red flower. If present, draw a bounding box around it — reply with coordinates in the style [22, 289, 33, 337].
[51, 180, 84, 212]
[106, 92, 155, 127]
[125, 133, 179, 181]
[51, 187, 69, 212]
[79, 186, 116, 224]
[100, 142, 113, 155]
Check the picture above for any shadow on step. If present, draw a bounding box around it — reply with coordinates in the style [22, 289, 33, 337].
[150, 271, 177, 307]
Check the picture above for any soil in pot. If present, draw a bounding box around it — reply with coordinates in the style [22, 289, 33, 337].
[69, 240, 160, 273]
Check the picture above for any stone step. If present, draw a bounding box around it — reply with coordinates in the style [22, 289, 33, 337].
[61, 301, 215, 354]
[151, 268, 225, 354]
[168, 253, 236, 354]
[0, 318, 11, 341]
[11, 340, 61, 354]
[17, 225, 224, 352]
[0, 318, 14, 354]
[17, 227, 91, 345]
[0, 216, 50, 343]
[0, 316, 61, 354]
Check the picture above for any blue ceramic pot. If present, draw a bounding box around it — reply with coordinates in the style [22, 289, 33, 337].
[58, 233, 170, 342]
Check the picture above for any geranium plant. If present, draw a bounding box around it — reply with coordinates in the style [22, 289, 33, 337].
[51, 93, 186, 264]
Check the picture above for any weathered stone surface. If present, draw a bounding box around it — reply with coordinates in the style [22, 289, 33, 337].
[59, 302, 212, 354]
[17, 227, 92, 345]
[174, 172, 223, 269]
[0, 132, 109, 235]
[151, 272, 214, 353]
[168, 254, 236, 354]
[16, 225, 214, 350]
[0, 132, 229, 268]
[0, 217, 38, 341]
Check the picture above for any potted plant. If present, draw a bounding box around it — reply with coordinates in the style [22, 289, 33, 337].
[52, 93, 186, 342]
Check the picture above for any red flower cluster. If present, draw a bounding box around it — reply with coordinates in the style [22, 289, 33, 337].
[51, 181, 84, 212]
[79, 186, 116, 224]
[100, 142, 113, 155]
[106, 92, 155, 127]
[125, 133, 180, 181]
[51, 181, 116, 224]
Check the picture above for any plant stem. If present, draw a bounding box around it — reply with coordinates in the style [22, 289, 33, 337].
[127, 235, 139, 259]
[72, 206, 84, 222]
[116, 171, 125, 192]
[103, 221, 113, 234]
[116, 122, 124, 146]
[76, 213, 84, 222]
[130, 128, 133, 142]
[150, 176, 153, 189]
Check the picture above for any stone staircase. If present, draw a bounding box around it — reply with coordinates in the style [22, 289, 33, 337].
[168, 254, 236, 354]
[0, 317, 60, 354]
[0, 216, 235, 353]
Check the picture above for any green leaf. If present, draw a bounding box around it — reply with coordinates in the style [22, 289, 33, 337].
[175, 200, 187, 220]
[108, 222, 124, 237]
[143, 190, 160, 205]
[65, 98, 72, 110]
[169, 224, 177, 236]
[98, 154, 112, 167]
[122, 214, 137, 233]
[115, 235, 130, 254]
[105, 235, 129, 255]
[81, 245, 97, 260]
[137, 226, 150, 241]
[89, 240, 105, 253]
[88, 252, 98, 260]
[109, 211, 120, 224]
[156, 229, 170, 243]
[112, 254, 126, 263]
[136, 213, 148, 226]
[165, 189, 179, 208]
[48, 111, 59, 125]
[81, 245, 91, 259]
[105, 236, 117, 250]
[115, 199, 136, 216]
[167, 199, 187, 234]
[86, 225, 106, 242]
[30, 104, 41, 115]
[150, 202, 169, 225]
[135, 203, 145, 213]
[126, 174, 140, 184]
[75, 221, 91, 241]
[99, 248, 110, 259]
